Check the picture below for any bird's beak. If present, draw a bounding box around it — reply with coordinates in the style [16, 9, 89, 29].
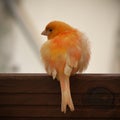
[41, 30, 47, 36]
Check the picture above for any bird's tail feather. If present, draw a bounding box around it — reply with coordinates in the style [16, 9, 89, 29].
[60, 77, 75, 113]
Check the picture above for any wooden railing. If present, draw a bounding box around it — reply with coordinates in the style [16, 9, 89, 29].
[0, 74, 120, 119]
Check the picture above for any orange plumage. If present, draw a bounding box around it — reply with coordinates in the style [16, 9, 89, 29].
[40, 21, 90, 113]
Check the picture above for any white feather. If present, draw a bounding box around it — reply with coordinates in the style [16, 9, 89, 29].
[52, 69, 57, 79]
[64, 64, 72, 76]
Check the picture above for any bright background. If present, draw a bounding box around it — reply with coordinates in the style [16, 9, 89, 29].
[0, 0, 120, 73]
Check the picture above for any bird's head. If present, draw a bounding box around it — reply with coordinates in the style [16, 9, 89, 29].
[41, 21, 74, 39]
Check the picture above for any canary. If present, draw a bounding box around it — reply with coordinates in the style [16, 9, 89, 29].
[40, 21, 90, 113]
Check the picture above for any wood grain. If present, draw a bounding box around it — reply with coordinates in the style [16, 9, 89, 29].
[0, 74, 120, 119]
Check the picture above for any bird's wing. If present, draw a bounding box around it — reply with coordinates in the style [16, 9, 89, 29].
[40, 31, 84, 78]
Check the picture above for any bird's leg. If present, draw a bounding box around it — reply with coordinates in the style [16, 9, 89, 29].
[60, 77, 75, 113]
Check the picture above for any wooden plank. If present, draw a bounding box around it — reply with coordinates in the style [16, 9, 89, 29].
[0, 106, 120, 118]
[0, 74, 60, 94]
[0, 94, 119, 106]
[0, 74, 120, 93]
[0, 118, 118, 120]
[0, 74, 120, 119]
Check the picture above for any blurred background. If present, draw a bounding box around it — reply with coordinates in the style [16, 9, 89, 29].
[0, 0, 120, 73]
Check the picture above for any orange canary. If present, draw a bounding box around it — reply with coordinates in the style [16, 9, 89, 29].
[40, 21, 90, 113]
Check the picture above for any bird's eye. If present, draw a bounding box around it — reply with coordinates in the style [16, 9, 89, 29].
[49, 29, 53, 32]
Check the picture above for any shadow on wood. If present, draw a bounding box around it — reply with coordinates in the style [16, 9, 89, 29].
[0, 74, 120, 119]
